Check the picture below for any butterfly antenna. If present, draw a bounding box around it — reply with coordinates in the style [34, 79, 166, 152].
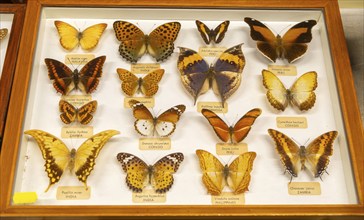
[289, 175, 293, 183]
[67, 57, 76, 69]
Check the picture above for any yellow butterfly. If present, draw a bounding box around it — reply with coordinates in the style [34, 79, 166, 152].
[196, 149, 256, 195]
[24, 129, 119, 192]
[268, 129, 338, 181]
[59, 100, 97, 125]
[0, 28, 8, 40]
[262, 69, 317, 111]
[117, 152, 184, 193]
[54, 20, 107, 50]
[116, 68, 164, 97]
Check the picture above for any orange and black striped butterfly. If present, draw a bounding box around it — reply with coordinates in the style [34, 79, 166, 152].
[128, 100, 186, 137]
[195, 20, 230, 44]
[59, 100, 97, 125]
[45, 56, 106, 95]
[201, 108, 262, 143]
[244, 17, 317, 63]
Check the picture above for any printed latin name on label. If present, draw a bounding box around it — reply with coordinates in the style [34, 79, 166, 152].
[61, 95, 92, 107]
[199, 46, 227, 57]
[65, 54, 95, 65]
[276, 117, 308, 128]
[131, 63, 161, 74]
[197, 102, 228, 113]
[211, 192, 245, 205]
[61, 126, 93, 139]
[288, 182, 321, 195]
[268, 65, 297, 76]
[56, 186, 91, 200]
[139, 138, 171, 150]
[132, 189, 166, 203]
[216, 143, 247, 155]
[124, 97, 155, 108]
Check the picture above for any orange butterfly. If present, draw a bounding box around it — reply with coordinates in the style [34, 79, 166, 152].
[59, 100, 97, 125]
[244, 17, 317, 63]
[201, 108, 262, 143]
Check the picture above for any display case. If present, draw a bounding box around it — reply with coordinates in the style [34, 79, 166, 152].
[1, 0, 363, 217]
[0, 4, 25, 147]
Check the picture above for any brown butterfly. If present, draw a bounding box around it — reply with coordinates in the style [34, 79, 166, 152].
[45, 56, 106, 95]
[0, 28, 8, 40]
[195, 20, 230, 44]
[116, 68, 164, 97]
[244, 17, 317, 63]
[128, 99, 186, 137]
[201, 108, 261, 143]
[59, 100, 97, 125]
[268, 129, 338, 181]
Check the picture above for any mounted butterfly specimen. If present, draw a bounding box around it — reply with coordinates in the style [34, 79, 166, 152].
[113, 21, 181, 63]
[0, 28, 8, 40]
[117, 152, 184, 193]
[262, 69, 318, 111]
[244, 17, 317, 63]
[195, 20, 230, 44]
[177, 44, 245, 106]
[116, 68, 164, 97]
[268, 129, 338, 181]
[45, 56, 106, 95]
[196, 149, 256, 195]
[59, 100, 97, 125]
[201, 108, 261, 143]
[24, 129, 119, 192]
[128, 99, 186, 137]
[54, 20, 107, 50]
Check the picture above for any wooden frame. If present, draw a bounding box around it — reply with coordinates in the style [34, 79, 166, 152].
[1, 0, 363, 217]
[0, 4, 25, 148]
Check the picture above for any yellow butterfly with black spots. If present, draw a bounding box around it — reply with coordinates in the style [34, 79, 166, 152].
[196, 149, 256, 195]
[117, 152, 184, 193]
[24, 129, 119, 192]
[59, 100, 97, 125]
[54, 20, 107, 50]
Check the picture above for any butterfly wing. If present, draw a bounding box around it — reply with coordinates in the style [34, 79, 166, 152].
[79, 23, 107, 50]
[59, 100, 77, 124]
[151, 152, 184, 193]
[268, 129, 301, 178]
[305, 131, 338, 178]
[201, 109, 230, 143]
[212, 44, 245, 105]
[228, 152, 257, 194]
[195, 20, 212, 44]
[232, 108, 262, 143]
[129, 100, 155, 136]
[44, 58, 75, 95]
[177, 47, 210, 104]
[113, 21, 147, 63]
[77, 100, 98, 125]
[116, 152, 150, 192]
[262, 69, 289, 111]
[289, 71, 318, 111]
[0, 28, 8, 40]
[74, 130, 119, 189]
[54, 20, 80, 50]
[78, 55, 106, 94]
[282, 20, 317, 63]
[155, 104, 186, 137]
[24, 130, 71, 192]
[148, 22, 181, 62]
[244, 17, 278, 62]
[141, 69, 165, 97]
[196, 149, 225, 195]
[116, 68, 139, 96]
[212, 20, 230, 44]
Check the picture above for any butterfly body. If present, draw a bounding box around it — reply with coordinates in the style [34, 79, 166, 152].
[45, 56, 106, 95]
[24, 129, 119, 192]
[196, 150, 256, 195]
[117, 152, 184, 193]
[177, 44, 245, 105]
[195, 20, 230, 44]
[268, 129, 338, 180]
[244, 17, 317, 63]
[201, 108, 261, 143]
[113, 21, 181, 63]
